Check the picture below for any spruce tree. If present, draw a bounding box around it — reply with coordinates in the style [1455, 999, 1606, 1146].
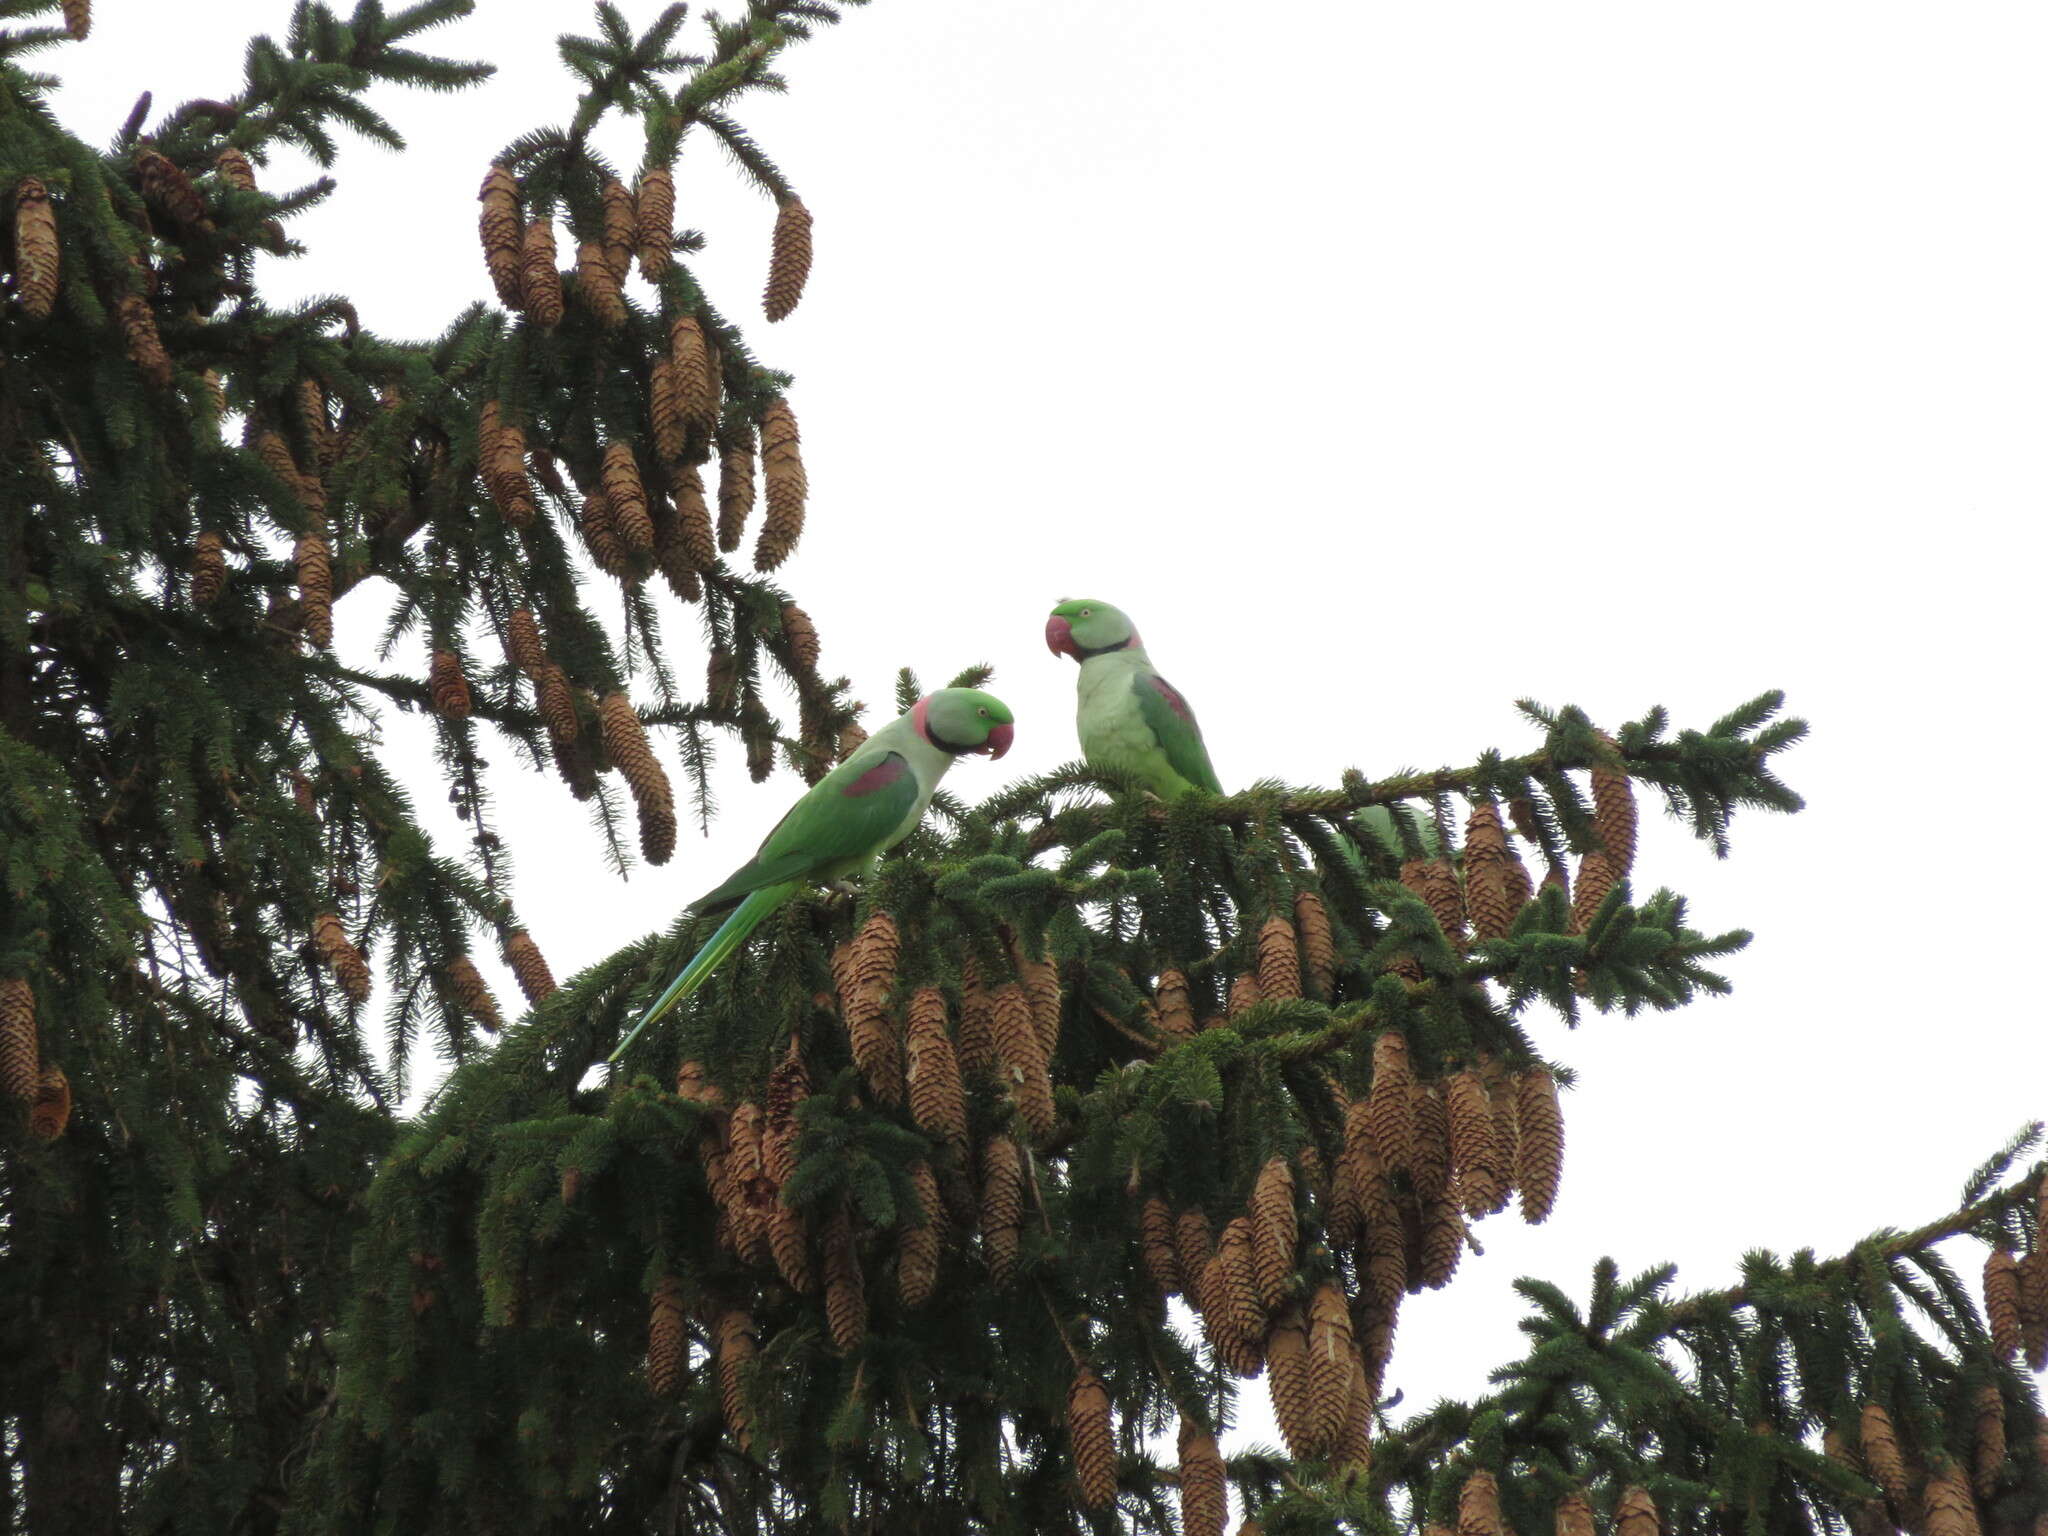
[3, 6, 2044, 1536]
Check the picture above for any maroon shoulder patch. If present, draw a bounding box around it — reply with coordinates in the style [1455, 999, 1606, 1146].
[1148, 675, 1195, 723]
[844, 753, 911, 797]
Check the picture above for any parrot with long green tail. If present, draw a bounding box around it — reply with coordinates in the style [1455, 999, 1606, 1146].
[609, 687, 1015, 1063]
[1046, 598, 1222, 798]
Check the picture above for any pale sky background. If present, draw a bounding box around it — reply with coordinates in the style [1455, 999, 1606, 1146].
[53, 0, 2048, 1465]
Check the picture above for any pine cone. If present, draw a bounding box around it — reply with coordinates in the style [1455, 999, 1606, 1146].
[2021, 1251, 2048, 1370]
[1860, 1403, 1913, 1506]
[505, 607, 545, 675]
[648, 1275, 686, 1395]
[575, 241, 625, 329]
[1335, 1341, 1374, 1471]
[980, 1136, 1024, 1285]
[1591, 735, 1638, 875]
[1570, 848, 1620, 934]
[1446, 1069, 1505, 1217]
[1249, 1157, 1296, 1309]
[763, 196, 812, 321]
[477, 402, 536, 529]
[767, 1201, 814, 1293]
[1201, 1216, 1265, 1376]
[1256, 916, 1301, 1001]
[779, 603, 821, 673]
[1306, 1281, 1354, 1456]
[215, 145, 255, 193]
[28, 1064, 71, 1142]
[1178, 1419, 1228, 1536]
[1367, 1030, 1416, 1173]
[1265, 1306, 1319, 1458]
[60, 0, 88, 39]
[717, 425, 756, 552]
[294, 534, 333, 648]
[752, 397, 807, 572]
[191, 531, 225, 606]
[673, 463, 717, 570]
[518, 218, 563, 328]
[0, 978, 38, 1103]
[13, 177, 58, 319]
[1139, 1195, 1182, 1300]
[311, 912, 371, 1004]
[1923, 1459, 1983, 1536]
[993, 982, 1055, 1142]
[296, 377, 333, 470]
[1154, 968, 1197, 1040]
[1294, 888, 1338, 997]
[1463, 801, 1517, 940]
[1417, 1190, 1465, 1289]
[715, 1309, 755, 1450]
[136, 144, 207, 228]
[477, 165, 523, 306]
[115, 293, 172, 388]
[1400, 856, 1466, 942]
[600, 442, 654, 556]
[445, 956, 502, 1032]
[1973, 1384, 2006, 1499]
[502, 928, 556, 1005]
[724, 1102, 771, 1264]
[899, 1160, 943, 1308]
[1556, 1489, 1597, 1536]
[642, 357, 686, 469]
[1459, 1469, 1504, 1536]
[578, 487, 629, 573]
[836, 719, 867, 762]
[599, 692, 675, 823]
[601, 177, 635, 280]
[906, 987, 967, 1148]
[820, 1205, 867, 1353]
[528, 664, 576, 748]
[1067, 1365, 1116, 1508]
[427, 649, 471, 720]
[1174, 1207, 1214, 1313]
[1985, 1249, 2023, 1359]
[1014, 951, 1062, 1058]
[635, 166, 673, 279]
[1515, 1066, 1564, 1223]
[1356, 1289, 1400, 1400]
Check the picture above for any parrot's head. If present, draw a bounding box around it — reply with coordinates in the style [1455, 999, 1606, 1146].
[916, 688, 1015, 759]
[1045, 598, 1139, 664]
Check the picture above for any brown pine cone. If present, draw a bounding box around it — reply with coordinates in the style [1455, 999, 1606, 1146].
[601, 177, 635, 280]
[1515, 1066, 1564, 1223]
[821, 1205, 867, 1353]
[1417, 1190, 1465, 1289]
[1334, 1340, 1374, 1472]
[1985, 1249, 2023, 1360]
[715, 1309, 755, 1450]
[716, 424, 756, 552]
[136, 144, 207, 228]
[445, 956, 502, 1032]
[477, 402, 536, 529]
[530, 664, 577, 748]
[666, 314, 717, 446]
[575, 241, 626, 329]
[1249, 1156, 1296, 1309]
[428, 649, 471, 720]
[1178, 1419, 1228, 1536]
[779, 603, 821, 673]
[502, 928, 557, 1005]
[477, 165, 523, 306]
[1228, 973, 1263, 1017]
[1463, 801, 1517, 940]
[1067, 1365, 1116, 1509]
[1973, 1384, 2006, 1499]
[13, 178, 58, 319]
[505, 607, 546, 675]
[1139, 1195, 1182, 1300]
[992, 982, 1055, 1143]
[1367, 1031, 1416, 1174]
[1257, 916, 1301, 1000]
[673, 464, 717, 570]
[578, 487, 628, 574]
[1265, 1306, 1319, 1458]
[296, 377, 333, 470]
[635, 166, 673, 279]
[518, 218, 563, 328]
[312, 912, 372, 1005]
[1556, 1489, 1597, 1536]
[600, 693, 677, 865]
[1591, 734, 1638, 875]
[1570, 848, 1620, 934]
[1294, 888, 1338, 997]
[763, 1037, 810, 1185]
[1401, 856, 1466, 942]
[1154, 968, 1197, 1040]
[767, 1201, 813, 1293]
[906, 987, 967, 1148]
[898, 1160, 943, 1308]
[28, 1064, 71, 1142]
[60, 0, 89, 39]
[1446, 1069, 1505, 1217]
[1014, 950, 1062, 1058]
[1860, 1403, 1913, 1506]
[1613, 1487, 1662, 1536]
[0, 978, 38, 1102]
[753, 397, 806, 572]
[1174, 1207, 1214, 1313]
[2021, 1251, 2048, 1370]
[1459, 1469, 1504, 1536]
[647, 1275, 686, 1395]
[600, 442, 654, 556]
[1201, 1216, 1265, 1376]
[1405, 1080, 1449, 1202]
[1305, 1281, 1354, 1453]
[295, 534, 333, 648]
[836, 719, 867, 762]
[979, 1136, 1024, 1285]
[115, 293, 172, 388]
[1922, 1458, 1982, 1536]
[215, 145, 256, 192]
[1356, 1290, 1400, 1400]
[763, 196, 812, 322]
[191, 531, 226, 606]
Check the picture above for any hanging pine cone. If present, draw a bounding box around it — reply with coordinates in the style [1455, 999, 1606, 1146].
[1014, 950, 1062, 1058]
[1067, 1364, 1116, 1509]
[1201, 1217, 1265, 1377]
[427, 650, 471, 720]
[1923, 1459, 1983, 1536]
[575, 240, 625, 329]
[767, 1200, 814, 1293]
[191, 531, 225, 606]
[2021, 1251, 2048, 1370]
[1591, 734, 1638, 875]
[1256, 916, 1302, 1000]
[1228, 973, 1262, 1017]
[669, 314, 719, 446]
[0, 978, 37, 1103]
[1139, 1195, 1182, 1300]
[1249, 1157, 1296, 1310]
[1356, 1289, 1400, 1400]
[28, 1064, 71, 1141]
[502, 928, 556, 1004]
[1417, 1190, 1465, 1288]
[1972, 1384, 2006, 1499]
[1178, 1420, 1227, 1536]
[1305, 1281, 1354, 1453]
[1556, 1489, 1597, 1536]
[505, 607, 545, 675]
[898, 1160, 943, 1308]
[1401, 856, 1466, 942]
[1152, 968, 1197, 1041]
[477, 164, 523, 306]
[836, 718, 867, 762]
[571, 486, 625, 574]
[518, 217, 563, 328]
[12, 177, 58, 319]
[1173, 1207, 1214, 1312]
[60, 0, 89, 39]
[752, 397, 806, 572]
[527, 665, 575, 748]
[1265, 1306, 1319, 1458]
[779, 603, 821, 673]
[979, 1135, 1024, 1285]
[600, 177, 635, 279]
[1294, 888, 1337, 997]
[445, 956, 502, 1032]
[1985, 1249, 2022, 1359]
[294, 534, 333, 648]
[215, 145, 255, 192]
[115, 293, 172, 388]
[296, 377, 333, 470]
[672, 464, 717, 570]
[906, 987, 968, 1148]
[715, 1309, 755, 1451]
[1614, 1486, 1661, 1536]
[1459, 1470, 1504, 1536]
[311, 913, 371, 1004]
[762, 196, 814, 322]
[1570, 849, 1620, 934]
[477, 402, 536, 529]
[1367, 1031, 1416, 1174]
[136, 144, 207, 228]
[635, 166, 674, 279]
[1463, 801, 1517, 940]
[647, 1276, 686, 1395]
[1446, 1069, 1505, 1217]
[716, 424, 756, 552]
[1860, 1403, 1913, 1505]
[992, 982, 1056, 1143]
[1515, 1065, 1564, 1222]
[599, 692, 677, 865]
[646, 355, 688, 466]
[763, 1037, 810, 1185]
[600, 442, 654, 556]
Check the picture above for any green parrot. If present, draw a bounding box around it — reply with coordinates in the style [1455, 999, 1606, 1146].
[608, 687, 1015, 1063]
[1045, 598, 1222, 798]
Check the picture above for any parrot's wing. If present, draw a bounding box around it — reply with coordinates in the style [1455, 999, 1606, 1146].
[693, 752, 922, 908]
[1133, 672, 1224, 795]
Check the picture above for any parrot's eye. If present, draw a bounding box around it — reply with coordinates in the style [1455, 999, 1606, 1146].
[977, 707, 989, 718]
[1078, 607, 1093, 618]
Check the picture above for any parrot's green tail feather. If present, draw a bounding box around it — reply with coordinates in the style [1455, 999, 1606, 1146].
[607, 883, 798, 1064]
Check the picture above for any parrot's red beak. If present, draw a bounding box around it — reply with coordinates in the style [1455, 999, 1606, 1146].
[982, 723, 1014, 759]
[1045, 615, 1079, 661]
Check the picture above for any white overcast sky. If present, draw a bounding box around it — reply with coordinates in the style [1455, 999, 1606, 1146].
[53, 0, 2047, 1448]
